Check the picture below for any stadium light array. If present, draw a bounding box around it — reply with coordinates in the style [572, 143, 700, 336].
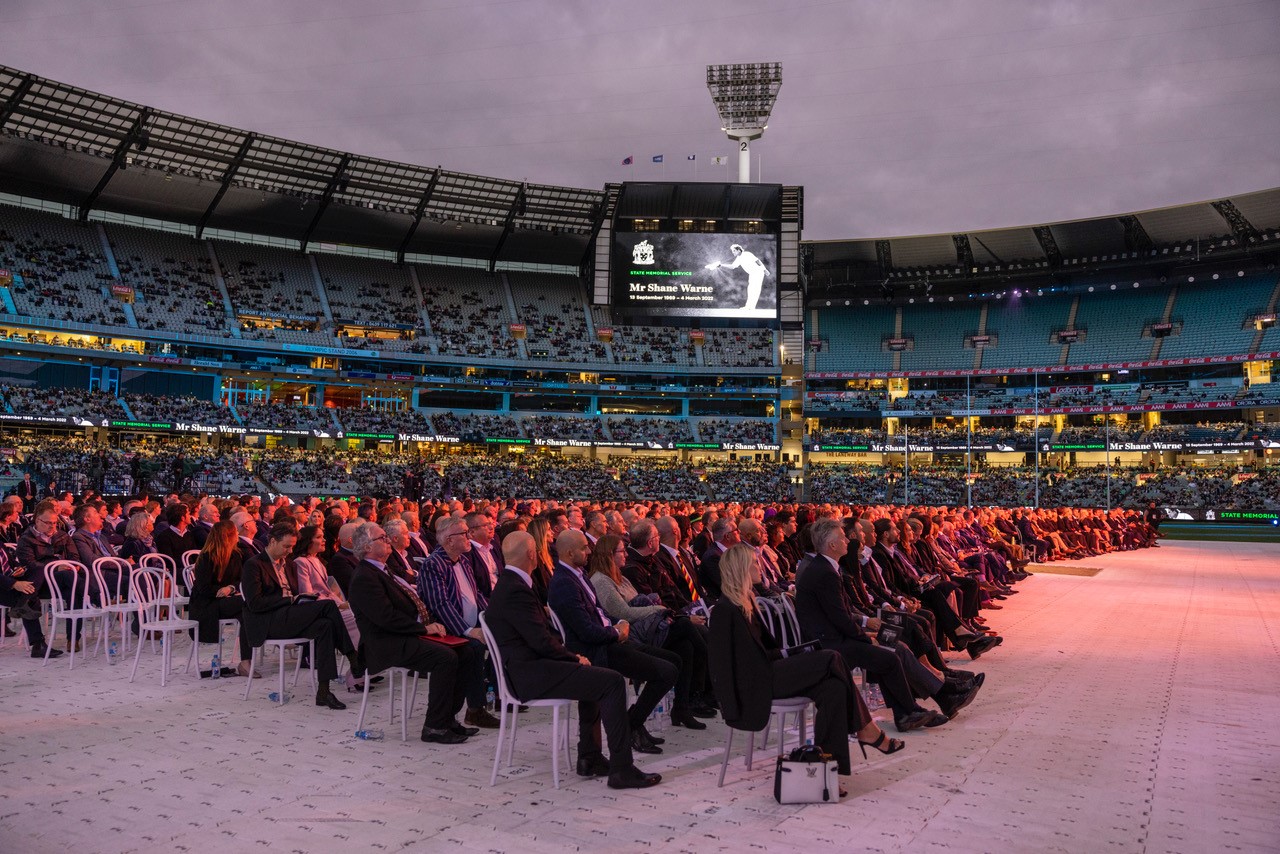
[706, 62, 782, 184]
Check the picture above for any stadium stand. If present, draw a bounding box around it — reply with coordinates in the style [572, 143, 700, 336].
[416, 264, 517, 359]
[509, 272, 607, 363]
[107, 223, 228, 335]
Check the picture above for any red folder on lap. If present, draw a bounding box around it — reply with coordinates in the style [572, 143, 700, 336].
[420, 633, 470, 648]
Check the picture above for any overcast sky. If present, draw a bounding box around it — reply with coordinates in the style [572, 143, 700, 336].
[2, 0, 1278, 240]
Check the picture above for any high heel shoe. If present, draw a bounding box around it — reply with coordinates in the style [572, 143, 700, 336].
[858, 729, 906, 758]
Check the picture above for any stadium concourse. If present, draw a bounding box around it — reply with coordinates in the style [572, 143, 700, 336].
[1, 538, 1276, 853]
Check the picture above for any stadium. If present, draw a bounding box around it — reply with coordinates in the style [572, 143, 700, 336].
[1, 6, 1278, 851]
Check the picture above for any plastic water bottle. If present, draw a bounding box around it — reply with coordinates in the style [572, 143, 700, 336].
[355, 728, 385, 741]
[268, 691, 290, 704]
[485, 685, 496, 711]
[108, 641, 118, 665]
[210, 654, 221, 679]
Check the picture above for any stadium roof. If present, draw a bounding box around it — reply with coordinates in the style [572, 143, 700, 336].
[805, 186, 1280, 283]
[0, 66, 605, 267]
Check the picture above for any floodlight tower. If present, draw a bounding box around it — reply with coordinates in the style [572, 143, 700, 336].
[706, 62, 782, 184]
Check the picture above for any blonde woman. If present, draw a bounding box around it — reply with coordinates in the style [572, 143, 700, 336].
[708, 543, 902, 781]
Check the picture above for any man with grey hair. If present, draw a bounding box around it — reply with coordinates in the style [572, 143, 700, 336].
[189, 502, 220, 549]
[346, 521, 476, 745]
[418, 515, 500, 729]
[384, 519, 417, 583]
[696, 516, 739, 603]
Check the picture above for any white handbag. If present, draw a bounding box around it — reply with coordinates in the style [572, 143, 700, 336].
[773, 745, 840, 804]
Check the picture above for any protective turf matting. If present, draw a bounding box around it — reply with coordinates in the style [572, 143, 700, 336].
[1024, 562, 1103, 576]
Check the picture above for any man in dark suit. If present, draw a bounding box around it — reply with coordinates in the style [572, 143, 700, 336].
[346, 522, 475, 744]
[486, 531, 660, 790]
[154, 503, 196, 569]
[232, 510, 261, 561]
[548, 529, 679, 752]
[15, 473, 37, 505]
[241, 524, 357, 710]
[188, 503, 219, 550]
[697, 516, 739, 603]
[326, 521, 362, 597]
[0, 537, 62, 659]
[797, 520, 981, 731]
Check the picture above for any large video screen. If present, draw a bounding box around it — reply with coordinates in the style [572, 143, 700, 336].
[612, 232, 777, 319]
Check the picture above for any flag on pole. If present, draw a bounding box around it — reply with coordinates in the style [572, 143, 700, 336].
[652, 154, 664, 163]
[711, 155, 729, 166]
[687, 154, 696, 161]
[621, 156, 633, 165]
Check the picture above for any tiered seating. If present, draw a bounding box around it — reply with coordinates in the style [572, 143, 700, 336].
[697, 418, 776, 444]
[317, 254, 421, 329]
[125, 394, 238, 426]
[215, 242, 331, 343]
[611, 324, 695, 366]
[1067, 287, 1172, 363]
[416, 264, 517, 359]
[812, 305, 897, 373]
[621, 460, 703, 500]
[701, 327, 775, 368]
[337, 407, 430, 435]
[0, 206, 129, 327]
[428, 412, 522, 440]
[606, 416, 694, 446]
[508, 272, 606, 363]
[236, 401, 332, 432]
[899, 303, 983, 371]
[107, 224, 227, 334]
[981, 293, 1073, 369]
[523, 415, 605, 443]
[1, 384, 125, 419]
[1157, 275, 1276, 358]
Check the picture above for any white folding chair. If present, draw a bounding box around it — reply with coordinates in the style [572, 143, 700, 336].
[773, 595, 803, 648]
[128, 565, 199, 687]
[240, 584, 316, 704]
[140, 553, 188, 613]
[43, 560, 106, 669]
[717, 697, 813, 787]
[93, 556, 138, 653]
[479, 612, 574, 789]
[356, 666, 422, 742]
[183, 565, 239, 668]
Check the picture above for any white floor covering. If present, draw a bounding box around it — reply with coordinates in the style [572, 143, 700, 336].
[1, 539, 1277, 854]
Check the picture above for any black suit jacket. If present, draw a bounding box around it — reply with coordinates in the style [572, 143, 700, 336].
[485, 569, 581, 702]
[794, 554, 871, 647]
[188, 520, 214, 549]
[547, 564, 621, 667]
[154, 526, 196, 566]
[708, 599, 776, 732]
[347, 559, 430, 675]
[240, 551, 294, 648]
[468, 542, 499, 599]
[327, 548, 359, 597]
[698, 543, 726, 602]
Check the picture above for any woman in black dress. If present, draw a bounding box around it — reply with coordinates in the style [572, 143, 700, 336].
[189, 520, 254, 677]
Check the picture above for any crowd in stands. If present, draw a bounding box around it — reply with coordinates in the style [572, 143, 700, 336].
[607, 417, 694, 445]
[611, 325, 696, 365]
[621, 460, 705, 500]
[524, 415, 606, 443]
[337, 407, 430, 435]
[237, 400, 332, 432]
[111, 226, 227, 335]
[697, 418, 776, 444]
[126, 393, 239, 426]
[703, 462, 792, 502]
[0, 213, 129, 328]
[1, 384, 127, 420]
[429, 412, 522, 441]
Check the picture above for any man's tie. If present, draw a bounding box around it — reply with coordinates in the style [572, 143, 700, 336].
[675, 551, 700, 602]
[389, 569, 434, 627]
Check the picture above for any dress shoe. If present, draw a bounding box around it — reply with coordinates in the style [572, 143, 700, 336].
[690, 703, 718, 719]
[449, 721, 481, 737]
[670, 709, 708, 730]
[631, 729, 663, 755]
[894, 709, 936, 732]
[576, 754, 610, 777]
[967, 635, 1000, 660]
[464, 708, 502, 729]
[607, 766, 662, 790]
[922, 710, 949, 728]
[635, 723, 664, 745]
[315, 689, 348, 710]
[237, 660, 262, 679]
[980, 601, 1003, 610]
[937, 681, 981, 720]
[421, 728, 468, 744]
[30, 644, 64, 659]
